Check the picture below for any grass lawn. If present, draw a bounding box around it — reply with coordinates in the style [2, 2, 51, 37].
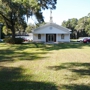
[0, 42, 90, 90]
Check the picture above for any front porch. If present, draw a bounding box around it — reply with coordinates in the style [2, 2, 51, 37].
[46, 34, 56, 42]
[33, 34, 70, 43]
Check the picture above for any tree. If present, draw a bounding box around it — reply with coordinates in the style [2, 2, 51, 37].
[62, 13, 90, 38]
[75, 16, 88, 37]
[0, 23, 4, 38]
[2, 26, 11, 35]
[25, 22, 46, 33]
[36, 22, 46, 28]
[85, 24, 90, 35]
[0, 0, 57, 41]
[62, 18, 78, 30]
[62, 18, 78, 38]
[84, 16, 90, 36]
[26, 24, 36, 33]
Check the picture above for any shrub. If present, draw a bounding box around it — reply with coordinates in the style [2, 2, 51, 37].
[4, 37, 24, 44]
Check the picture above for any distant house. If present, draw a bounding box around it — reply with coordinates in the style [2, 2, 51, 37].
[15, 33, 33, 41]
[32, 23, 71, 43]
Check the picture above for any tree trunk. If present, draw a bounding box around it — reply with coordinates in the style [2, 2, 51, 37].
[12, 30, 15, 39]
[11, 25, 15, 39]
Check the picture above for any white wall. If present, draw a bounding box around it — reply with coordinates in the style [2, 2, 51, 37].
[16, 36, 33, 41]
[33, 34, 45, 42]
[57, 34, 70, 42]
[34, 26, 68, 34]
[33, 34, 70, 42]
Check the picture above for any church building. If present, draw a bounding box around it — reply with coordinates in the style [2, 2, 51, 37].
[33, 10, 71, 43]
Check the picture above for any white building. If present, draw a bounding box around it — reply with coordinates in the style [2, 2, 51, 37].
[33, 23, 71, 43]
[15, 33, 33, 41]
[32, 9, 71, 43]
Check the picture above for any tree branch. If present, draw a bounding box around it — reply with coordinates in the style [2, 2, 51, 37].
[0, 11, 11, 23]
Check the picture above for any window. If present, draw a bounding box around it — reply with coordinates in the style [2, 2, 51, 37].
[38, 34, 41, 39]
[61, 34, 64, 39]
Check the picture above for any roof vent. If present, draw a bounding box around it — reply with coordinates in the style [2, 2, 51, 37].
[50, 26, 52, 29]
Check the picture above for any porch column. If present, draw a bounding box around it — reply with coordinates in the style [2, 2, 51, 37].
[45, 34, 46, 42]
[57, 34, 58, 42]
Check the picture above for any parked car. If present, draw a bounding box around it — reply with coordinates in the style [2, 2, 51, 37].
[83, 38, 90, 43]
[77, 37, 90, 42]
[23, 38, 29, 42]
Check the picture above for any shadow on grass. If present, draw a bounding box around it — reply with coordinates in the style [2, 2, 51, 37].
[0, 43, 90, 62]
[0, 66, 58, 90]
[22, 42, 90, 51]
[0, 49, 48, 62]
[59, 84, 90, 90]
[44, 43, 90, 51]
[14, 43, 47, 50]
[0, 43, 48, 62]
[8, 42, 90, 51]
[47, 63, 90, 75]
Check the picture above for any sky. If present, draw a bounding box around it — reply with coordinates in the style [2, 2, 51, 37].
[28, 0, 90, 25]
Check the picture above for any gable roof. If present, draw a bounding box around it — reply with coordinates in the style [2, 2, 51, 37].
[33, 23, 71, 34]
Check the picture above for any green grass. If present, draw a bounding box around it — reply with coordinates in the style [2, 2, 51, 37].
[0, 42, 90, 90]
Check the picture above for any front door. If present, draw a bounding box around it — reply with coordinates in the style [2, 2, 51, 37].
[46, 34, 56, 42]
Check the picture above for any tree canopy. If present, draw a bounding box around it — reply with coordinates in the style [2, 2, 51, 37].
[0, 0, 57, 40]
[62, 14, 90, 39]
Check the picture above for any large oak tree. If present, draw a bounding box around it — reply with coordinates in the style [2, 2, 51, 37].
[0, 0, 57, 39]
